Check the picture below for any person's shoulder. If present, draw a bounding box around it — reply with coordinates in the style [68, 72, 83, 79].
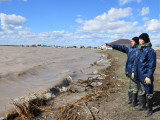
[146, 47, 154, 51]
[128, 45, 138, 51]
[150, 48, 156, 54]
[127, 45, 132, 48]
[146, 47, 156, 55]
[127, 45, 133, 50]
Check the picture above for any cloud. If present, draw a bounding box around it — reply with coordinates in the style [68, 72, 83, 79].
[0, 13, 26, 34]
[150, 34, 160, 44]
[142, 17, 149, 21]
[0, 13, 88, 46]
[77, 14, 82, 17]
[0, 13, 26, 25]
[119, 0, 142, 5]
[75, 18, 83, 23]
[141, 7, 149, 16]
[145, 19, 160, 32]
[23, 0, 27, 2]
[106, 7, 133, 21]
[0, 9, 150, 46]
[76, 7, 138, 34]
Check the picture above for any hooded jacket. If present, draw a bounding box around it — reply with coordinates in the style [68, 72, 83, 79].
[132, 42, 156, 83]
[112, 45, 137, 77]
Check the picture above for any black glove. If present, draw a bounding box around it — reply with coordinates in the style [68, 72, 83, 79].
[105, 43, 112, 47]
[126, 73, 129, 77]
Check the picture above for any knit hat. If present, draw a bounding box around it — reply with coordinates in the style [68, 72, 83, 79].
[132, 37, 139, 45]
[139, 33, 150, 43]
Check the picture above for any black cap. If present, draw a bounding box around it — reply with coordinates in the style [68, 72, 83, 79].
[132, 37, 139, 45]
[139, 33, 150, 43]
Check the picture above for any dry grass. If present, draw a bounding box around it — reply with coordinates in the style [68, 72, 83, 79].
[7, 95, 47, 120]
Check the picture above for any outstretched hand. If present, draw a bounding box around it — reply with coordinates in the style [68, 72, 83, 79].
[105, 43, 112, 47]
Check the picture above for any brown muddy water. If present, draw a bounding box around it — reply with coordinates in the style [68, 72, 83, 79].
[0, 46, 106, 117]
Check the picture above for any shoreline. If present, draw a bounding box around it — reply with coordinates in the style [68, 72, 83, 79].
[37, 50, 115, 120]
[0, 48, 110, 119]
[0, 47, 102, 115]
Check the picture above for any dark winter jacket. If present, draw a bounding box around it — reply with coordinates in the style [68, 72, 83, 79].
[112, 45, 137, 77]
[132, 43, 156, 83]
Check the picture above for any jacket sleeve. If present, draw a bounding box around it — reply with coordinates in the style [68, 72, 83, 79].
[132, 58, 137, 75]
[131, 49, 138, 76]
[147, 50, 156, 79]
[112, 44, 129, 53]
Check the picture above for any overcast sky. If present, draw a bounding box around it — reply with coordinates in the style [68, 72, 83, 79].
[0, 0, 160, 46]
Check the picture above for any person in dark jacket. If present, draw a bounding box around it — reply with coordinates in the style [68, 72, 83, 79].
[132, 33, 156, 117]
[106, 37, 139, 107]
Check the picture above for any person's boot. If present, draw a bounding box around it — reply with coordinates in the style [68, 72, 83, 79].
[130, 93, 138, 107]
[134, 95, 146, 111]
[126, 91, 132, 104]
[146, 97, 153, 117]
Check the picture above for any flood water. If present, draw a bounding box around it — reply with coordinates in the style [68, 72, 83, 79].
[0, 46, 104, 116]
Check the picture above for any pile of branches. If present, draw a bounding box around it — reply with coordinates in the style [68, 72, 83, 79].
[7, 95, 47, 120]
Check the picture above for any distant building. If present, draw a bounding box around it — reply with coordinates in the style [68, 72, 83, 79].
[110, 39, 131, 46]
